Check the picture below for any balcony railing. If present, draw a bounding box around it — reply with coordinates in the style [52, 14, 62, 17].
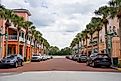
[8, 35, 17, 40]
[19, 36, 25, 42]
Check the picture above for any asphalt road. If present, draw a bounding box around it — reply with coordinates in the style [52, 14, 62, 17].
[0, 71, 121, 81]
[0, 58, 117, 73]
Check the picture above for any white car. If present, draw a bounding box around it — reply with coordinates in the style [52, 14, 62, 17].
[31, 54, 43, 62]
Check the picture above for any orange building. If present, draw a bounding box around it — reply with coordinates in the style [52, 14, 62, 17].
[0, 9, 44, 60]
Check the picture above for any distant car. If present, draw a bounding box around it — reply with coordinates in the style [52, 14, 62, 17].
[66, 55, 70, 59]
[72, 54, 79, 61]
[77, 55, 87, 63]
[0, 54, 24, 68]
[86, 54, 112, 67]
[47, 55, 53, 59]
[42, 55, 48, 61]
[31, 54, 42, 62]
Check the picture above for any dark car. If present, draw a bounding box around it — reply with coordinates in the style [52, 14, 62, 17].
[0, 54, 24, 68]
[77, 55, 87, 63]
[72, 54, 80, 61]
[86, 54, 111, 67]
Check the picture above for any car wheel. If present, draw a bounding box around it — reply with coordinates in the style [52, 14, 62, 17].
[14, 62, 18, 68]
[86, 61, 89, 66]
[92, 62, 97, 68]
[21, 61, 23, 66]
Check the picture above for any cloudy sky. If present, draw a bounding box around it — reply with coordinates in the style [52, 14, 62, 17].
[2, 0, 109, 49]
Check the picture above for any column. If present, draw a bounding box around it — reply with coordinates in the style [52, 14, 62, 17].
[15, 45, 18, 54]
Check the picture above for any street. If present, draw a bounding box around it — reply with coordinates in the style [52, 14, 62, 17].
[0, 57, 117, 73]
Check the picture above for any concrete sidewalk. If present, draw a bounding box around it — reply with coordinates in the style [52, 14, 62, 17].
[24, 61, 30, 64]
[117, 68, 121, 71]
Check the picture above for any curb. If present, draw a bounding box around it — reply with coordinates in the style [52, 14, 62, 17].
[116, 68, 121, 72]
[24, 61, 30, 64]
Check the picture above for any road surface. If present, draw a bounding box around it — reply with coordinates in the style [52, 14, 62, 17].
[0, 58, 117, 73]
[0, 71, 121, 81]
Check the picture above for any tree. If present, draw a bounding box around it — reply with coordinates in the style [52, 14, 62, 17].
[86, 23, 95, 51]
[82, 29, 89, 55]
[23, 21, 33, 61]
[95, 6, 110, 54]
[30, 26, 36, 57]
[12, 14, 24, 54]
[49, 46, 60, 55]
[109, 0, 121, 58]
[0, 6, 13, 56]
[75, 33, 82, 54]
[91, 17, 103, 52]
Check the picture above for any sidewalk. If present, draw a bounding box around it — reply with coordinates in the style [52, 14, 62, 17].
[24, 61, 30, 64]
[117, 68, 121, 72]
[110, 66, 121, 72]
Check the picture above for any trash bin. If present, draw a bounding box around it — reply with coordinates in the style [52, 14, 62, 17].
[112, 57, 118, 66]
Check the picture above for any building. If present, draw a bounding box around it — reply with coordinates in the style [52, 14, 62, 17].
[0, 9, 44, 60]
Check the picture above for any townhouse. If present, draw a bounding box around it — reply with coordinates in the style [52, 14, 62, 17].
[0, 9, 44, 60]
[72, 17, 121, 63]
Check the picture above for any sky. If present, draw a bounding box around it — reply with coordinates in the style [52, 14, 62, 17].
[1, 0, 110, 49]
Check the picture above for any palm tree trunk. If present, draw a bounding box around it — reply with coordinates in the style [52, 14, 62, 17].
[6, 27, 8, 56]
[17, 30, 20, 54]
[91, 34, 93, 52]
[86, 38, 88, 56]
[30, 36, 33, 59]
[24, 33, 27, 61]
[97, 31, 100, 53]
[77, 43, 79, 54]
[104, 23, 108, 54]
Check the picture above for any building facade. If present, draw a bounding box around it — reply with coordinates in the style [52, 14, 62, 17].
[0, 9, 44, 60]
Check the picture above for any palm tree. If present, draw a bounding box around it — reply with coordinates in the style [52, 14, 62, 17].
[108, 0, 121, 58]
[12, 14, 24, 54]
[30, 26, 36, 57]
[3, 8, 13, 56]
[76, 33, 82, 54]
[34, 30, 42, 54]
[23, 21, 33, 61]
[82, 29, 89, 55]
[95, 6, 110, 54]
[86, 23, 95, 51]
[91, 17, 103, 52]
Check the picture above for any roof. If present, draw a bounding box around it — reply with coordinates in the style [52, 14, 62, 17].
[13, 9, 31, 16]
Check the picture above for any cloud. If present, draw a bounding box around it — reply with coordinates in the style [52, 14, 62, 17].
[2, 0, 110, 48]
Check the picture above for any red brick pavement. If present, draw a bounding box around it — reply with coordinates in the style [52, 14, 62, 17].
[0, 58, 118, 73]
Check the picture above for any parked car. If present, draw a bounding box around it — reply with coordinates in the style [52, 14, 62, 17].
[0, 54, 24, 68]
[47, 55, 53, 59]
[72, 54, 79, 61]
[31, 54, 43, 62]
[86, 54, 112, 67]
[42, 55, 48, 61]
[77, 55, 87, 63]
[66, 55, 70, 59]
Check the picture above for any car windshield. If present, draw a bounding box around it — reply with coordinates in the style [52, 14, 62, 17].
[33, 55, 40, 56]
[98, 54, 108, 58]
[81, 55, 87, 57]
[6, 55, 15, 59]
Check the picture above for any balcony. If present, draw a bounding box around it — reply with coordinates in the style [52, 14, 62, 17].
[27, 40, 30, 44]
[19, 36, 25, 42]
[8, 35, 17, 40]
[31, 41, 34, 46]
[89, 39, 98, 45]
